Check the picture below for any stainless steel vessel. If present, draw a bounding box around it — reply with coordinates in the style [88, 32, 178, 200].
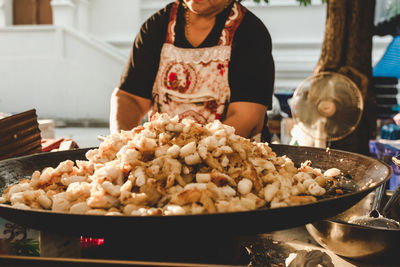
[306, 190, 400, 259]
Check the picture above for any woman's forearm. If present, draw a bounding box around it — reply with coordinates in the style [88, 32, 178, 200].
[222, 102, 267, 139]
[109, 88, 151, 134]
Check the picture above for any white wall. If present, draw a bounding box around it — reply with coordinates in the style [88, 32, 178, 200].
[0, 0, 12, 27]
[88, 0, 141, 46]
[0, 26, 125, 121]
[247, 1, 327, 91]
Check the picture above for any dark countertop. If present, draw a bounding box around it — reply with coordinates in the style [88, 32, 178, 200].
[1, 226, 398, 267]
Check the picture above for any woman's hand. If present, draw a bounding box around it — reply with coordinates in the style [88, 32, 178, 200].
[222, 101, 267, 139]
[109, 88, 151, 134]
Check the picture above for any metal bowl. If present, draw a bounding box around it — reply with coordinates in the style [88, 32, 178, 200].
[306, 190, 400, 260]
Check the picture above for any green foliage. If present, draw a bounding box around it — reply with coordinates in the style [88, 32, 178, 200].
[251, 0, 327, 5]
[8, 238, 40, 257]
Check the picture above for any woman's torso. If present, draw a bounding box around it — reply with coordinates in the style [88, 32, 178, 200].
[150, 1, 246, 124]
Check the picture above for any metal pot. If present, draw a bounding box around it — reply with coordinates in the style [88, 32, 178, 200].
[306, 190, 400, 260]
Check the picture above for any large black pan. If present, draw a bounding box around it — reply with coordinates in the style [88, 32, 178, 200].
[0, 144, 392, 238]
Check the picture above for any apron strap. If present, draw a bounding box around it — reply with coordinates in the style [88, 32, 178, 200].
[165, 1, 180, 44]
[218, 2, 247, 46]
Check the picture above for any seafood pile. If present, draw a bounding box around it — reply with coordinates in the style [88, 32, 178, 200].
[0, 113, 343, 216]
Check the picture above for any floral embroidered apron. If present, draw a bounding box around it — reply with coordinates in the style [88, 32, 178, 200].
[150, 1, 246, 125]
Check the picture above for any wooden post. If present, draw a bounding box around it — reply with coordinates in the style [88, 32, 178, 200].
[314, 0, 376, 155]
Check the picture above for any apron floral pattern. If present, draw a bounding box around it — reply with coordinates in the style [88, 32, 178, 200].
[150, 1, 246, 124]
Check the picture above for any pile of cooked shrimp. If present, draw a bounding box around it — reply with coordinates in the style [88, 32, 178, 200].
[0, 113, 342, 216]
